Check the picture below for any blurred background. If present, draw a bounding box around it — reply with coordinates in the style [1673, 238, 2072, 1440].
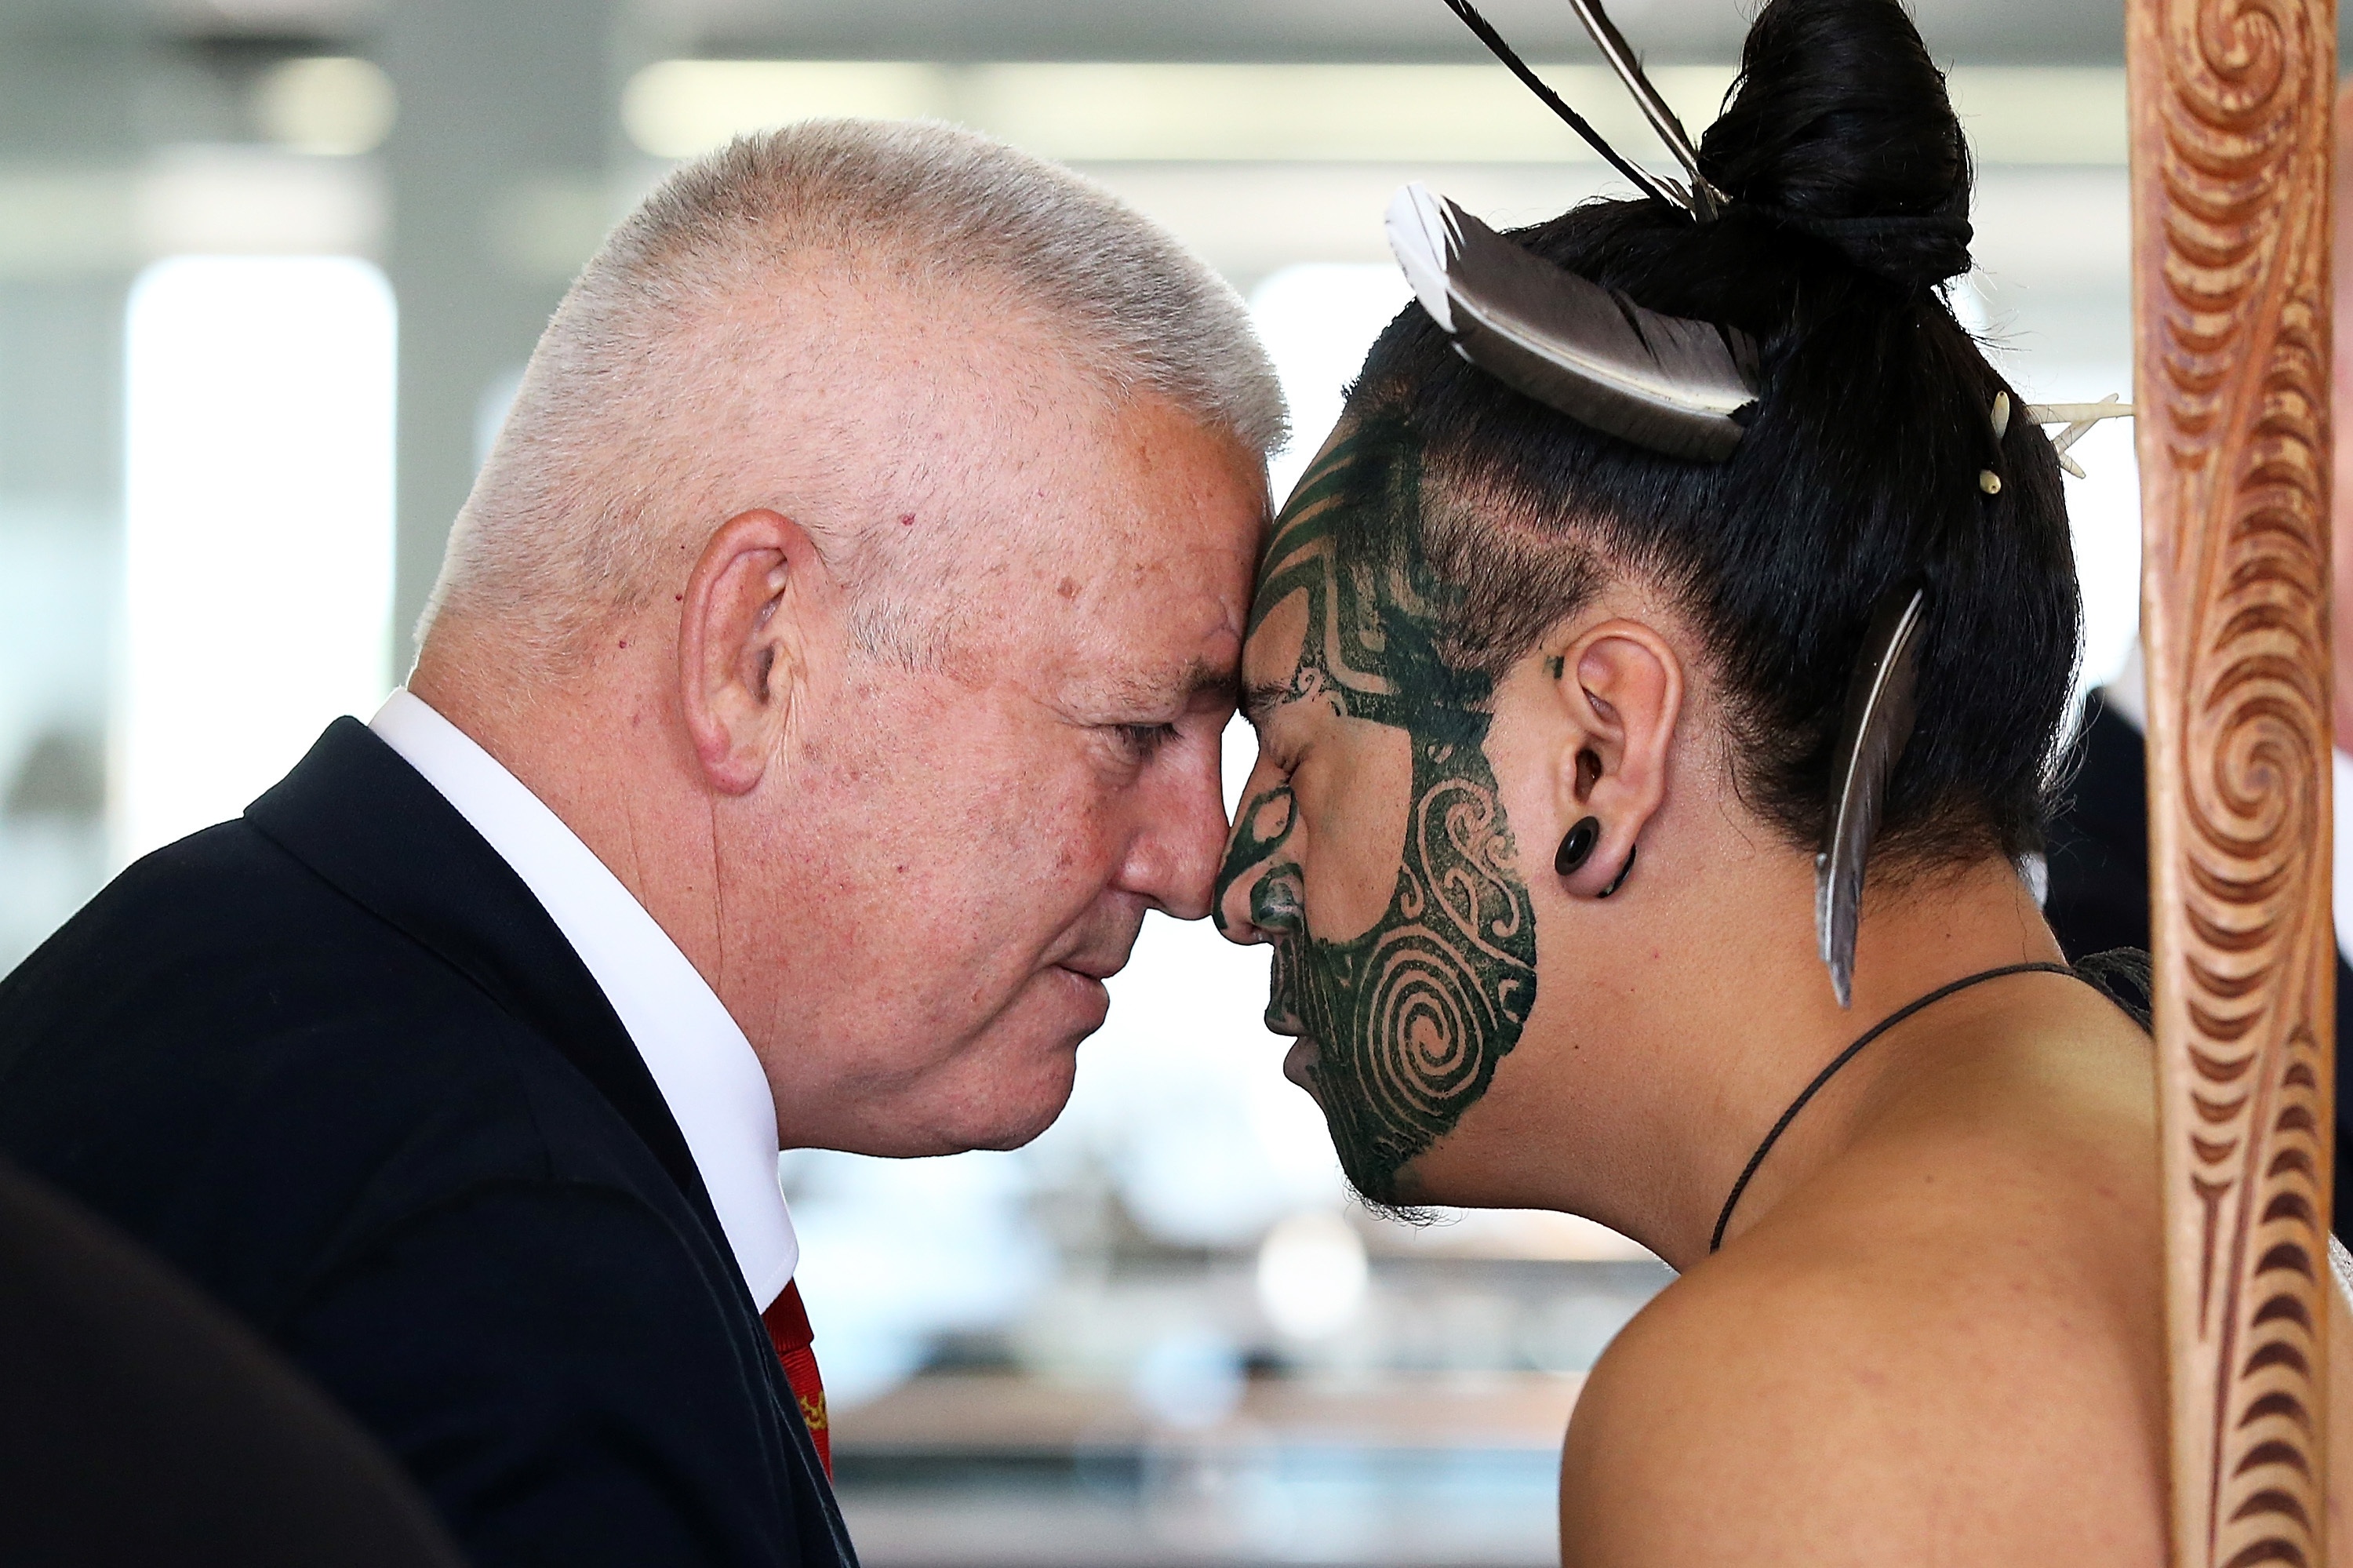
[0, 0, 2199, 1561]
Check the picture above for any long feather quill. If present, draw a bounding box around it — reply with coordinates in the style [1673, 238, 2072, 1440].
[1816, 583, 1929, 1007]
[1386, 183, 1759, 461]
[1438, 0, 1684, 209]
[1559, 0, 1727, 217]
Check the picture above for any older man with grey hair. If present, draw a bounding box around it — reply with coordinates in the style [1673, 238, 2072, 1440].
[0, 119, 1281, 1566]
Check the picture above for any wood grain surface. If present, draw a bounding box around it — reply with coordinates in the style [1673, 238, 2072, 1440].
[2128, 0, 2335, 1555]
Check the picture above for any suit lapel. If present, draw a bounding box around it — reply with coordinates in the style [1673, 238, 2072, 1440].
[244, 718, 733, 1264]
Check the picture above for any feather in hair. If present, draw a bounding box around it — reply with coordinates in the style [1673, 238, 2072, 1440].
[1815, 581, 1929, 1008]
[1559, 0, 1728, 218]
[1386, 183, 1760, 462]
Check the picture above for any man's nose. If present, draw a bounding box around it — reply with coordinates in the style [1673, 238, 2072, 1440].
[1120, 742, 1231, 922]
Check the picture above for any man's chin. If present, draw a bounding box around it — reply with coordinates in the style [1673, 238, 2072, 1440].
[936, 1065, 1078, 1153]
[1338, 1138, 1431, 1217]
[847, 968, 1108, 1156]
[1288, 1046, 1435, 1215]
[847, 1064, 1076, 1158]
[918, 1014, 1093, 1154]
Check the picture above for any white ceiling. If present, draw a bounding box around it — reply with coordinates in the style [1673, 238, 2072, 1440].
[134, 0, 2191, 65]
[660, 0, 2148, 64]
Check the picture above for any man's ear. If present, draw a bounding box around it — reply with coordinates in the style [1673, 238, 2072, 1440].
[677, 508, 838, 795]
[1549, 620, 1683, 897]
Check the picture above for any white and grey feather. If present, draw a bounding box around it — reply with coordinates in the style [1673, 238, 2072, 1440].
[1385, 184, 1758, 463]
[1814, 584, 1929, 1007]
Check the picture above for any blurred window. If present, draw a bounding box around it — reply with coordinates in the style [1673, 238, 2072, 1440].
[120, 256, 395, 864]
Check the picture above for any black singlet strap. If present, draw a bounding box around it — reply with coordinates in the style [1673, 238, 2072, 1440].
[1707, 961, 2078, 1254]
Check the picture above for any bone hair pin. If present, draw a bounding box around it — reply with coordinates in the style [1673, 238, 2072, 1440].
[2025, 394, 2133, 478]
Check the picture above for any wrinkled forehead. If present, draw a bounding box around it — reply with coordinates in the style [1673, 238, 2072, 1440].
[976, 392, 1261, 694]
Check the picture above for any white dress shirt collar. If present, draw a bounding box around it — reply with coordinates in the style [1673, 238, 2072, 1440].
[370, 689, 797, 1310]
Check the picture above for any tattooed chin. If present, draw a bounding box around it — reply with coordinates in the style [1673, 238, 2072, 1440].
[1269, 943, 1416, 1210]
[1296, 1046, 1421, 1212]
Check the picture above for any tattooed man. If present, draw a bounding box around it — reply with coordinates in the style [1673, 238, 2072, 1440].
[1215, 0, 2353, 1544]
[1213, 402, 2263, 1558]
[1217, 413, 1539, 1206]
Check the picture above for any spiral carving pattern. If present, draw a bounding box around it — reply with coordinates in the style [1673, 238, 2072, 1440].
[2129, 0, 2333, 1554]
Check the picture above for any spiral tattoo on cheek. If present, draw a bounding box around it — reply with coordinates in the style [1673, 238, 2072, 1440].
[1290, 752, 1537, 1205]
[1220, 414, 1540, 1207]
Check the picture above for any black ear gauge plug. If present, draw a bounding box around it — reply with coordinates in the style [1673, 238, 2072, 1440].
[1555, 816, 1600, 876]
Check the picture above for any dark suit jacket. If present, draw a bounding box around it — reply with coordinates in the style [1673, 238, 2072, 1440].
[2043, 691, 2353, 1243]
[0, 1157, 465, 1568]
[0, 719, 856, 1568]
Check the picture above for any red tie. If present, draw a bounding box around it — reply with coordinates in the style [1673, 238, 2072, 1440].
[760, 1280, 831, 1477]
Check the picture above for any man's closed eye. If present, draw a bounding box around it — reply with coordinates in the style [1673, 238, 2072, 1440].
[1115, 722, 1180, 758]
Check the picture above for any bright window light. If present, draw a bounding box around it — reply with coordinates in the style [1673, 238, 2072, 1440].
[118, 256, 395, 865]
[1256, 1210, 1369, 1341]
[252, 56, 398, 157]
[1251, 264, 1412, 504]
[624, 60, 1734, 164]
[623, 60, 944, 158]
[621, 60, 2126, 167]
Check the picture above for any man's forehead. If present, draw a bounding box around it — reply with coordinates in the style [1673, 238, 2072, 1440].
[1010, 401, 1264, 582]
[1064, 646, 1241, 711]
[1242, 588, 1311, 693]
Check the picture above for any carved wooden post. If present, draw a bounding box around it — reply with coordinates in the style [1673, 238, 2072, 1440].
[2128, 0, 2334, 1557]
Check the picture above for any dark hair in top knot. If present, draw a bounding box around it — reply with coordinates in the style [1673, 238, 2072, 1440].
[1335, 0, 2078, 876]
[1703, 0, 1974, 289]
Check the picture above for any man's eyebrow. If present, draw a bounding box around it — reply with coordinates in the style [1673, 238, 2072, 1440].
[1099, 658, 1238, 712]
[1182, 660, 1242, 710]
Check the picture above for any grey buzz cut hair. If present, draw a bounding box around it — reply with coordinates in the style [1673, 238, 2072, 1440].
[420, 118, 1289, 665]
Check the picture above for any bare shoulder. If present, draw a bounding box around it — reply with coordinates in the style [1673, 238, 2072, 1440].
[1558, 1210, 2166, 1566]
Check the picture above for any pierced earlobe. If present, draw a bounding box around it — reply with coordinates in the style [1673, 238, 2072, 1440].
[1556, 819, 1638, 897]
[1555, 816, 1601, 876]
